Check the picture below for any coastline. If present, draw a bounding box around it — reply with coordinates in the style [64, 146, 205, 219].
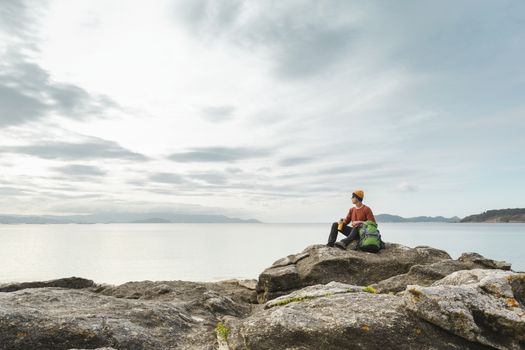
[1, 242, 523, 349]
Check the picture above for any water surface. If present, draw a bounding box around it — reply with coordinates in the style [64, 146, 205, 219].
[1, 223, 523, 284]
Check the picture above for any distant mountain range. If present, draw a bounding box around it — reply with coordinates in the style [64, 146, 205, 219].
[1, 208, 523, 224]
[375, 214, 461, 223]
[0, 212, 261, 224]
[461, 208, 525, 223]
[376, 208, 525, 223]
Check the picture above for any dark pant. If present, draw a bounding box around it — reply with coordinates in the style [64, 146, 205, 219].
[327, 222, 360, 247]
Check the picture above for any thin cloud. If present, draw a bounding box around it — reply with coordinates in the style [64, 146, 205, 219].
[0, 139, 148, 161]
[0, 0, 35, 40]
[0, 1, 119, 128]
[149, 171, 228, 186]
[397, 182, 420, 193]
[201, 105, 236, 122]
[0, 186, 32, 196]
[53, 164, 107, 177]
[190, 172, 228, 185]
[0, 56, 118, 127]
[278, 156, 317, 167]
[167, 146, 272, 162]
[173, 1, 357, 79]
[149, 172, 186, 184]
[225, 166, 243, 174]
[0, 84, 47, 126]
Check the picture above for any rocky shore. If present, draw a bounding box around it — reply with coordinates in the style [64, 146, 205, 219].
[0, 243, 523, 350]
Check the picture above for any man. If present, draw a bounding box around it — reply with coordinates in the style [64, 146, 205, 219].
[326, 189, 376, 249]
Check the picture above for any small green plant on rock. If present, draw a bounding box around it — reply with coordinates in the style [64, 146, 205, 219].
[216, 321, 230, 341]
[363, 285, 378, 294]
[274, 295, 311, 306]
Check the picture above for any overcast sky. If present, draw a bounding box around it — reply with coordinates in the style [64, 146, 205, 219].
[0, 0, 524, 222]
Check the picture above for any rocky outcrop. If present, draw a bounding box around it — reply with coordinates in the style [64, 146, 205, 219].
[256, 243, 451, 302]
[375, 252, 512, 293]
[224, 282, 491, 350]
[89, 279, 258, 306]
[0, 243, 520, 350]
[404, 269, 525, 349]
[0, 278, 256, 350]
[224, 269, 524, 350]
[0, 276, 94, 292]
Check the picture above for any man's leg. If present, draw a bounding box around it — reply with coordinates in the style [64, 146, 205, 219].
[338, 225, 360, 248]
[327, 222, 339, 246]
[327, 222, 351, 246]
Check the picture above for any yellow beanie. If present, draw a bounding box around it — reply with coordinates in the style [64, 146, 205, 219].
[353, 190, 364, 200]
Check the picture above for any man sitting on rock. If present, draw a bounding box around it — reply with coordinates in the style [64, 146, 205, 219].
[327, 190, 376, 249]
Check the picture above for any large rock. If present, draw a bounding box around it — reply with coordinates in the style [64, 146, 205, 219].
[89, 279, 257, 306]
[224, 282, 490, 350]
[256, 243, 451, 302]
[0, 276, 94, 293]
[404, 269, 525, 350]
[0, 279, 256, 350]
[375, 252, 512, 293]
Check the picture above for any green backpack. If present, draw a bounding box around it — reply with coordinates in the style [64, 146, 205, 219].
[357, 221, 384, 253]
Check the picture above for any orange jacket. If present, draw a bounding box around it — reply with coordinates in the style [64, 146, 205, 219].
[342, 205, 376, 227]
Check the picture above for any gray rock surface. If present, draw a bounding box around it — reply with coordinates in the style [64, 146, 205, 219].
[375, 252, 512, 293]
[404, 269, 525, 349]
[256, 242, 451, 302]
[0, 278, 256, 350]
[225, 283, 491, 350]
[264, 281, 367, 309]
[0, 276, 94, 292]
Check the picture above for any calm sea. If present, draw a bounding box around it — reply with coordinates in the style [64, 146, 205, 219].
[1, 223, 523, 284]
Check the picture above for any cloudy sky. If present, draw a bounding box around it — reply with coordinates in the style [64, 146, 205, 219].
[0, 0, 524, 222]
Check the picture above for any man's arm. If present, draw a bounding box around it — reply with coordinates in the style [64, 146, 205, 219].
[342, 208, 353, 225]
[367, 207, 376, 223]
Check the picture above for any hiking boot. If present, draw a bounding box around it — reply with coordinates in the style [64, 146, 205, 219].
[334, 241, 347, 250]
[326, 243, 335, 247]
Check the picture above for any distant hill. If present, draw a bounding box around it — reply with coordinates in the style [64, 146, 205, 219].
[0, 215, 63, 224]
[131, 218, 172, 223]
[376, 214, 460, 223]
[0, 212, 261, 224]
[461, 208, 525, 223]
